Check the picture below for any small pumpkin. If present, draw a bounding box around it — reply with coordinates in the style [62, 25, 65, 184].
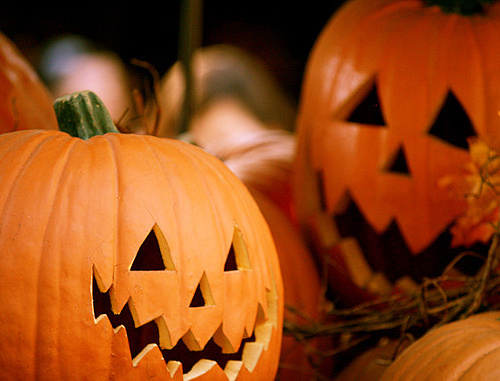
[0, 31, 57, 133]
[0, 91, 284, 380]
[294, 0, 500, 306]
[380, 311, 500, 380]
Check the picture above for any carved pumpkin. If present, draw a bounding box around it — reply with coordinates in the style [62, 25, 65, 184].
[0, 91, 284, 380]
[294, 0, 500, 305]
[0, 31, 57, 133]
[380, 311, 500, 380]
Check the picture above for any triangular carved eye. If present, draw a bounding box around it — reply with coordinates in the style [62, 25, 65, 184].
[131, 224, 175, 271]
[189, 272, 215, 307]
[384, 146, 411, 175]
[224, 226, 252, 272]
[347, 83, 386, 126]
[428, 91, 477, 149]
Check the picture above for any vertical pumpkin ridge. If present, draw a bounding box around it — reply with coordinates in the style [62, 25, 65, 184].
[33, 136, 79, 376]
[467, 18, 495, 135]
[100, 134, 127, 315]
[0, 132, 63, 378]
[451, 18, 486, 132]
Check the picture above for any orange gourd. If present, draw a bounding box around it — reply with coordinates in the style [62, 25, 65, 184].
[0, 91, 284, 380]
[0, 31, 57, 133]
[294, 0, 500, 306]
[380, 311, 500, 380]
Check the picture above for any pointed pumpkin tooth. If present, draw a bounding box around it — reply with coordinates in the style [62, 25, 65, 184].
[224, 360, 244, 381]
[155, 316, 174, 350]
[166, 361, 183, 379]
[241, 342, 264, 372]
[182, 329, 203, 351]
[184, 359, 226, 381]
[213, 324, 237, 354]
[132, 343, 161, 367]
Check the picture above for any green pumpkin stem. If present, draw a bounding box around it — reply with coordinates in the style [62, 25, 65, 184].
[54, 90, 119, 140]
[423, 0, 496, 15]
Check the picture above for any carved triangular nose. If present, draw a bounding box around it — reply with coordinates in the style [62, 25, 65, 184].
[189, 272, 215, 307]
[385, 145, 410, 175]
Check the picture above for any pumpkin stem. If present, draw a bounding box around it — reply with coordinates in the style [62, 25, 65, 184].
[54, 90, 119, 140]
[423, 0, 496, 15]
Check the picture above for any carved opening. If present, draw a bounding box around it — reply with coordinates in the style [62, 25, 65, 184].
[384, 146, 411, 175]
[131, 224, 175, 271]
[332, 192, 485, 285]
[224, 226, 252, 272]
[428, 91, 477, 149]
[91, 265, 279, 376]
[92, 270, 258, 374]
[346, 82, 386, 126]
[189, 272, 215, 307]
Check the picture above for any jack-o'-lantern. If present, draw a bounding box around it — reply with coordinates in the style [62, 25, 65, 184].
[0, 91, 284, 380]
[0, 31, 57, 133]
[294, 0, 500, 305]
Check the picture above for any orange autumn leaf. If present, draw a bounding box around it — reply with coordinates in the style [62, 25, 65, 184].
[440, 138, 500, 247]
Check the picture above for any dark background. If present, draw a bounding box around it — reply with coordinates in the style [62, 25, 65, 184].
[0, 1, 346, 104]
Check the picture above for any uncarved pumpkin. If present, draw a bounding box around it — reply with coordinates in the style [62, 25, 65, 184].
[294, 0, 500, 306]
[380, 311, 500, 380]
[0, 91, 284, 380]
[0, 31, 57, 133]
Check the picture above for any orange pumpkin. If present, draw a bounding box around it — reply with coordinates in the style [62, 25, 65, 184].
[380, 311, 500, 380]
[294, 0, 500, 305]
[0, 31, 57, 133]
[0, 91, 284, 380]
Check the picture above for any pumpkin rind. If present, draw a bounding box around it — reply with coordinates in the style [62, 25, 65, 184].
[0, 94, 284, 379]
[380, 311, 500, 380]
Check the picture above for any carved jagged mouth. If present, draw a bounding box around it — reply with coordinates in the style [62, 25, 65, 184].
[315, 171, 485, 282]
[92, 274, 272, 377]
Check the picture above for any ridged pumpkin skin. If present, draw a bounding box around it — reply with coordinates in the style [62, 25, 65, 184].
[294, 0, 500, 305]
[381, 311, 500, 380]
[0, 31, 57, 133]
[0, 125, 284, 378]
